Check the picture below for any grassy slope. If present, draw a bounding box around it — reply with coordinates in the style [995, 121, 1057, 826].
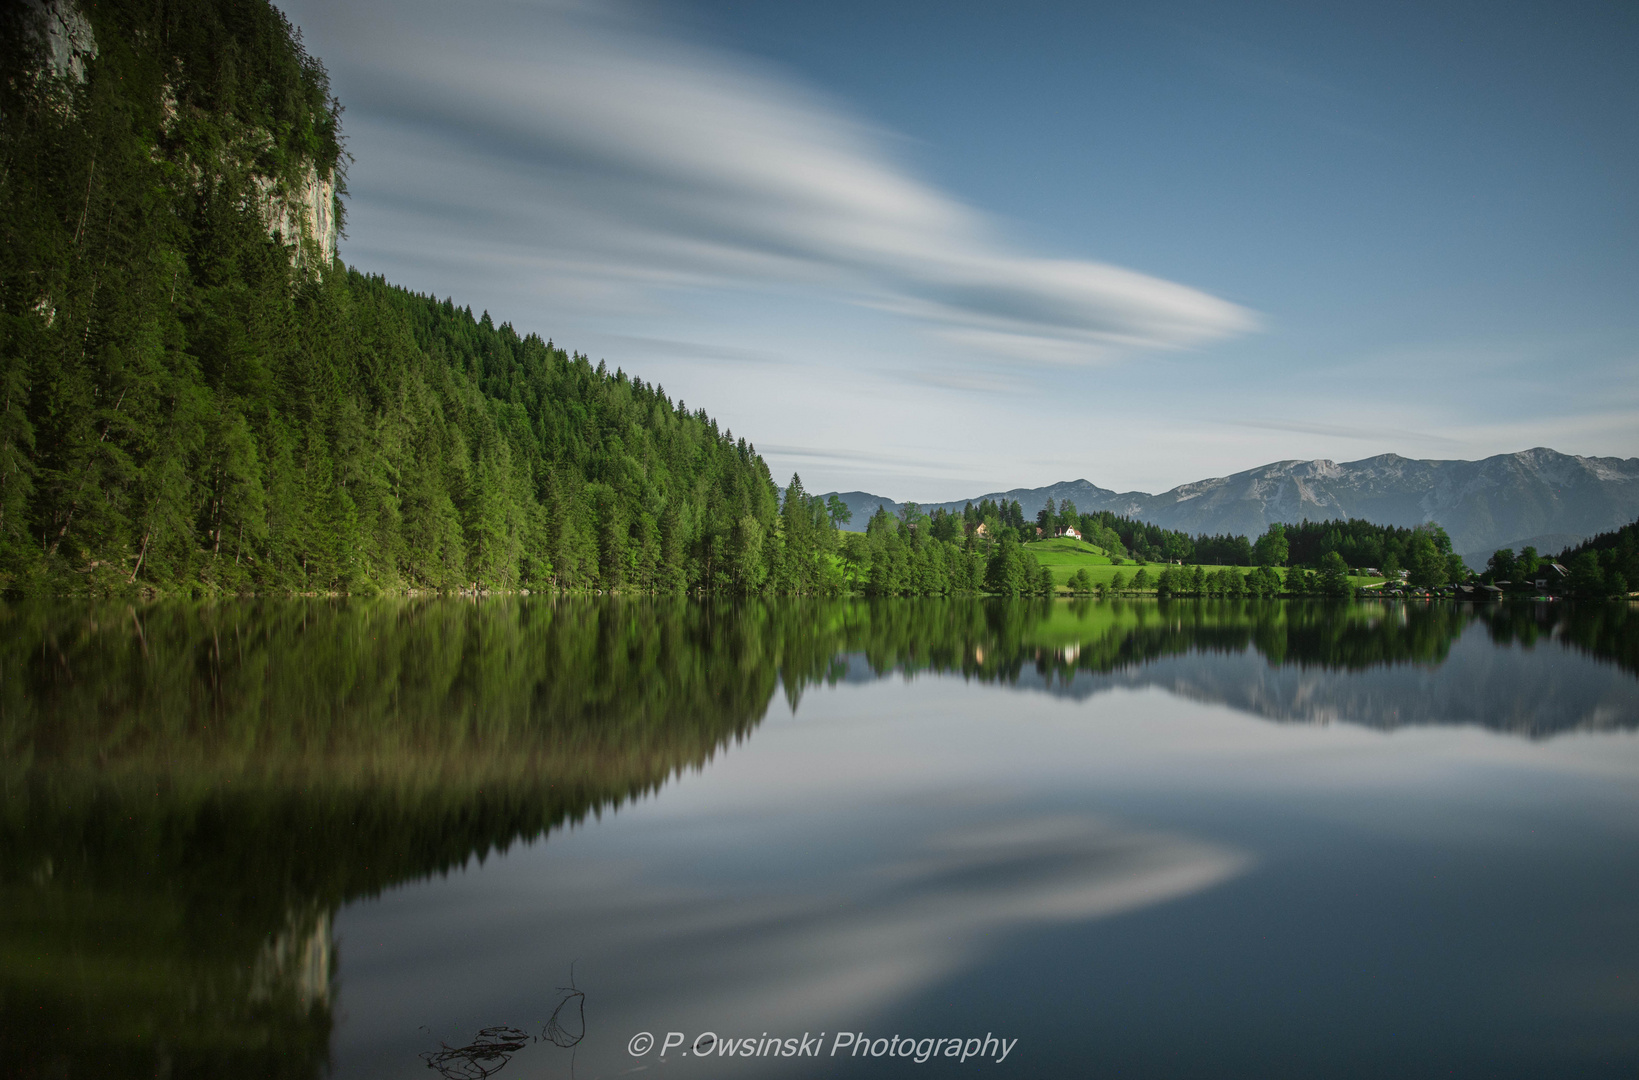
[1023, 538, 1385, 592]
[1028, 536, 1117, 570]
[828, 538, 1385, 593]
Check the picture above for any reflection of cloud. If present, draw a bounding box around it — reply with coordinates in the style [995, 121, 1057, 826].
[535, 808, 1247, 1048]
[292, 0, 1254, 365]
[335, 803, 1245, 1074]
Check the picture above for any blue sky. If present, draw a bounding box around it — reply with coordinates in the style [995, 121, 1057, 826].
[280, 0, 1638, 499]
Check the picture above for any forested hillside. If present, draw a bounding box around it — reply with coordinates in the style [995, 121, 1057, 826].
[1538, 518, 1638, 598]
[1, 0, 838, 595]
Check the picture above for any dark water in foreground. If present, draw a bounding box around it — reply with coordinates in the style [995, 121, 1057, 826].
[3, 598, 1638, 1079]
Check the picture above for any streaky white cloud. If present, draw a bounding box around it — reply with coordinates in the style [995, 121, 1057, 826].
[1217, 416, 1466, 446]
[289, 0, 1254, 364]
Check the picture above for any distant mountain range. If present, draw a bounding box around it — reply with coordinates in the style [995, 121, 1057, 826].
[825, 447, 1639, 567]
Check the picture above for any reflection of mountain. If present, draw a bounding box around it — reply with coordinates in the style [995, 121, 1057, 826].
[1012, 628, 1639, 736]
[827, 599, 1639, 738]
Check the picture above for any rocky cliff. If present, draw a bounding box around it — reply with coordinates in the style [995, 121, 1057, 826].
[22, 0, 98, 83]
[18, 0, 339, 272]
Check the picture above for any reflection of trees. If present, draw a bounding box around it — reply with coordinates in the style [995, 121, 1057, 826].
[785, 599, 1639, 689]
[0, 598, 833, 1079]
[779, 599, 1639, 737]
[1480, 600, 1639, 676]
[787, 599, 1477, 691]
[3, 596, 1634, 1075]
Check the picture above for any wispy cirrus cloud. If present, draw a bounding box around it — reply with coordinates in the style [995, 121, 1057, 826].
[1217, 417, 1465, 446]
[290, 0, 1254, 365]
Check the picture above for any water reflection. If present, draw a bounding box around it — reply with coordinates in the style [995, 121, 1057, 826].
[825, 599, 1639, 736]
[1, 596, 1635, 1076]
[495, 805, 1247, 1042]
[1, 598, 813, 1078]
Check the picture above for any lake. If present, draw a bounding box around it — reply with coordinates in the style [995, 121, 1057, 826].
[3, 597, 1637, 1078]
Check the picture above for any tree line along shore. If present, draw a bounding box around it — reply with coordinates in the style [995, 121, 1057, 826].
[829, 501, 1635, 599]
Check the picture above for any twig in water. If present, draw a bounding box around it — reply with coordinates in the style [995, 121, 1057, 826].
[544, 962, 586, 1048]
[420, 1026, 531, 1080]
[419, 964, 587, 1079]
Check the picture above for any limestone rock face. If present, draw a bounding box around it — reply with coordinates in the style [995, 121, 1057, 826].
[22, 0, 98, 83]
[254, 164, 339, 269]
[24, 0, 337, 273]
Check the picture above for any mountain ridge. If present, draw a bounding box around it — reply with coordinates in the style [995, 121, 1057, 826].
[825, 447, 1639, 564]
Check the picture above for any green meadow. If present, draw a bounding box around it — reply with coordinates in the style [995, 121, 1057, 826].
[1024, 537, 1386, 592]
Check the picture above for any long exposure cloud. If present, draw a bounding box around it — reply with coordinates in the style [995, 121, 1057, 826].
[302, 0, 1255, 363]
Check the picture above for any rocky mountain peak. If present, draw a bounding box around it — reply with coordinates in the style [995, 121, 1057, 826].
[827, 446, 1639, 565]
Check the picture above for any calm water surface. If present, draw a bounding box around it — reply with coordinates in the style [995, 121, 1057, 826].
[4, 598, 1638, 1078]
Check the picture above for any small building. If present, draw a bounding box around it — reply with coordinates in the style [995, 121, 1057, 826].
[1056, 526, 1082, 540]
[1536, 563, 1571, 593]
[972, 522, 988, 537]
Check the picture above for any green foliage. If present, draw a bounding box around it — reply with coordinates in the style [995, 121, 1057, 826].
[1406, 529, 1449, 590]
[1246, 564, 1283, 596]
[1565, 552, 1614, 598]
[985, 533, 1031, 596]
[1284, 518, 1437, 571]
[1057, 512, 1453, 575]
[1035, 562, 1056, 596]
[849, 507, 987, 596]
[1253, 522, 1289, 566]
[1073, 509, 1183, 563]
[2, 0, 863, 597]
[1318, 551, 1353, 596]
[1556, 516, 1639, 597]
[826, 493, 852, 529]
[1026, 542, 1370, 599]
